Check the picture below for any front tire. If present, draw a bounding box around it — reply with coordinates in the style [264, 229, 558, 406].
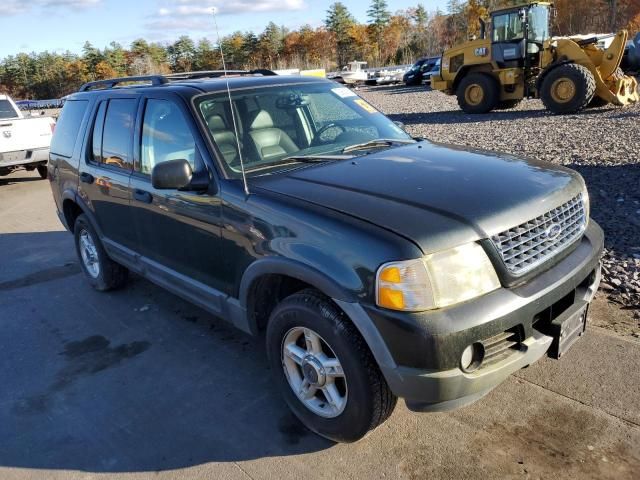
[540, 63, 596, 114]
[456, 73, 500, 114]
[266, 289, 397, 443]
[74, 214, 128, 291]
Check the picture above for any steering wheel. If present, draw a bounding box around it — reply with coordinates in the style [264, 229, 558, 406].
[312, 123, 347, 146]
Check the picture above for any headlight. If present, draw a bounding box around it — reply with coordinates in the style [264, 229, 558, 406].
[376, 243, 501, 312]
[581, 182, 590, 224]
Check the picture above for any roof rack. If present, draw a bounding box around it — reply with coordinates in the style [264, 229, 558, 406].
[165, 69, 277, 80]
[79, 75, 168, 92]
[78, 70, 278, 92]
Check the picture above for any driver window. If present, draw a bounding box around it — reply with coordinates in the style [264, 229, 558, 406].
[140, 99, 196, 175]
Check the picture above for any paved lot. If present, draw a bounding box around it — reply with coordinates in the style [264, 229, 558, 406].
[1, 170, 639, 480]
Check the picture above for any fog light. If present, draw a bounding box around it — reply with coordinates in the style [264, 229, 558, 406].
[461, 343, 484, 372]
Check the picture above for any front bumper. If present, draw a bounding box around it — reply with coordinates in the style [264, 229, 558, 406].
[337, 221, 603, 412]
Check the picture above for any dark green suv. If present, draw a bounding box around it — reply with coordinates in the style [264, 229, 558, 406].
[48, 72, 603, 442]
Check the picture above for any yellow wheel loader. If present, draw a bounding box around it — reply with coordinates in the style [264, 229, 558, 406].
[432, 1, 639, 114]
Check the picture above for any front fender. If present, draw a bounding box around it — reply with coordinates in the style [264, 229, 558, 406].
[239, 256, 358, 311]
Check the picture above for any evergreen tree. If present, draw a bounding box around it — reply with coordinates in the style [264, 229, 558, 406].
[367, 0, 391, 64]
[325, 2, 355, 66]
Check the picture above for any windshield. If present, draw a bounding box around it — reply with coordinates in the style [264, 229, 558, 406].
[528, 5, 550, 43]
[196, 82, 413, 177]
[0, 99, 19, 119]
[492, 5, 549, 43]
[409, 61, 423, 72]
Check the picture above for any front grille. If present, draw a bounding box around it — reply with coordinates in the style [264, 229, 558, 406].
[481, 327, 524, 368]
[491, 194, 586, 276]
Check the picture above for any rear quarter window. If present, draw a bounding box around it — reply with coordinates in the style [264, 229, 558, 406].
[50, 100, 89, 157]
[0, 99, 19, 119]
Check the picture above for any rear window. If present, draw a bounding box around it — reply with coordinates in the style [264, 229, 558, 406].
[50, 100, 89, 157]
[0, 99, 19, 120]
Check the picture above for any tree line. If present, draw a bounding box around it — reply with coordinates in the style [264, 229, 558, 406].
[1, 0, 638, 100]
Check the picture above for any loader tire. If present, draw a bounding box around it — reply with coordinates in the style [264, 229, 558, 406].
[457, 73, 499, 114]
[540, 63, 596, 114]
[496, 99, 522, 110]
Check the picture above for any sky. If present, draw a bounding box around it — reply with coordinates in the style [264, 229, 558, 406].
[0, 0, 449, 59]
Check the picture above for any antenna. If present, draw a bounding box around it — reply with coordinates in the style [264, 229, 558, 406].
[212, 7, 250, 196]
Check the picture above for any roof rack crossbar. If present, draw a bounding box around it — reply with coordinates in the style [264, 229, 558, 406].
[78, 75, 169, 92]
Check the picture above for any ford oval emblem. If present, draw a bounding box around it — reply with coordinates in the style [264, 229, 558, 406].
[545, 223, 562, 240]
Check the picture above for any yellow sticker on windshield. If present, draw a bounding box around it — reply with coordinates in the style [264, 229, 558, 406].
[354, 99, 378, 114]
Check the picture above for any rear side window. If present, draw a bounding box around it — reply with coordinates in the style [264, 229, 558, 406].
[0, 99, 19, 119]
[92, 98, 136, 171]
[50, 100, 88, 157]
[91, 101, 107, 163]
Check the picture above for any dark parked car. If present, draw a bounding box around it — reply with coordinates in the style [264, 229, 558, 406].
[621, 32, 640, 75]
[48, 73, 603, 443]
[403, 56, 439, 85]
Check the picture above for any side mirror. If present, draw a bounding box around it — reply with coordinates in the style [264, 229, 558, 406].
[151, 159, 193, 190]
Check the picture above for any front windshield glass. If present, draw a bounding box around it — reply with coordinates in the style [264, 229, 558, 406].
[528, 5, 550, 43]
[196, 82, 413, 177]
[492, 6, 549, 43]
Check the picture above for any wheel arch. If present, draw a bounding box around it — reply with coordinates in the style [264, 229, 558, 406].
[238, 258, 398, 376]
[61, 191, 103, 237]
[239, 257, 358, 335]
[452, 64, 495, 92]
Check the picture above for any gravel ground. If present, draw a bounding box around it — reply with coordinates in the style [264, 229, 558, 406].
[359, 85, 640, 326]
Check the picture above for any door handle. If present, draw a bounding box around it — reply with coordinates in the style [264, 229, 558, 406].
[134, 189, 153, 204]
[80, 172, 94, 184]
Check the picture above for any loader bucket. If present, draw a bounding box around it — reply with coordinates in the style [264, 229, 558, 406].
[556, 32, 639, 107]
[600, 71, 639, 106]
[596, 30, 640, 106]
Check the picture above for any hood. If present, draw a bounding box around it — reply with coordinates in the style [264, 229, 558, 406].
[253, 141, 583, 254]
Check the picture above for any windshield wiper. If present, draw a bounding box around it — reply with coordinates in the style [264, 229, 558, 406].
[280, 154, 353, 163]
[245, 154, 352, 174]
[341, 138, 415, 154]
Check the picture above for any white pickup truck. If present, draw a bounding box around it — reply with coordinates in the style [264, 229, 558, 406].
[0, 94, 55, 179]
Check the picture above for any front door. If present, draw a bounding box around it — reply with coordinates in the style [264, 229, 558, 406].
[80, 97, 138, 250]
[129, 96, 225, 293]
[491, 9, 527, 68]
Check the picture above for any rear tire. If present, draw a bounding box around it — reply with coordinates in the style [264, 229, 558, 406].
[266, 289, 397, 443]
[456, 73, 500, 114]
[74, 214, 128, 291]
[540, 63, 596, 114]
[36, 165, 48, 179]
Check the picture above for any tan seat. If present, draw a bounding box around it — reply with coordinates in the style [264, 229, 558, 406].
[207, 114, 239, 166]
[248, 110, 298, 161]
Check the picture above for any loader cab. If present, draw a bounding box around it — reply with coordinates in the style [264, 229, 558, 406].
[490, 3, 551, 70]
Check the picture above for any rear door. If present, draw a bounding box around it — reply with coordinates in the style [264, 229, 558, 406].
[79, 96, 138, 250]
[129, 95, 225, 292]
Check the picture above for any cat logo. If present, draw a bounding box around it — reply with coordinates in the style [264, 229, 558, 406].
[474, 47, 488, 57]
